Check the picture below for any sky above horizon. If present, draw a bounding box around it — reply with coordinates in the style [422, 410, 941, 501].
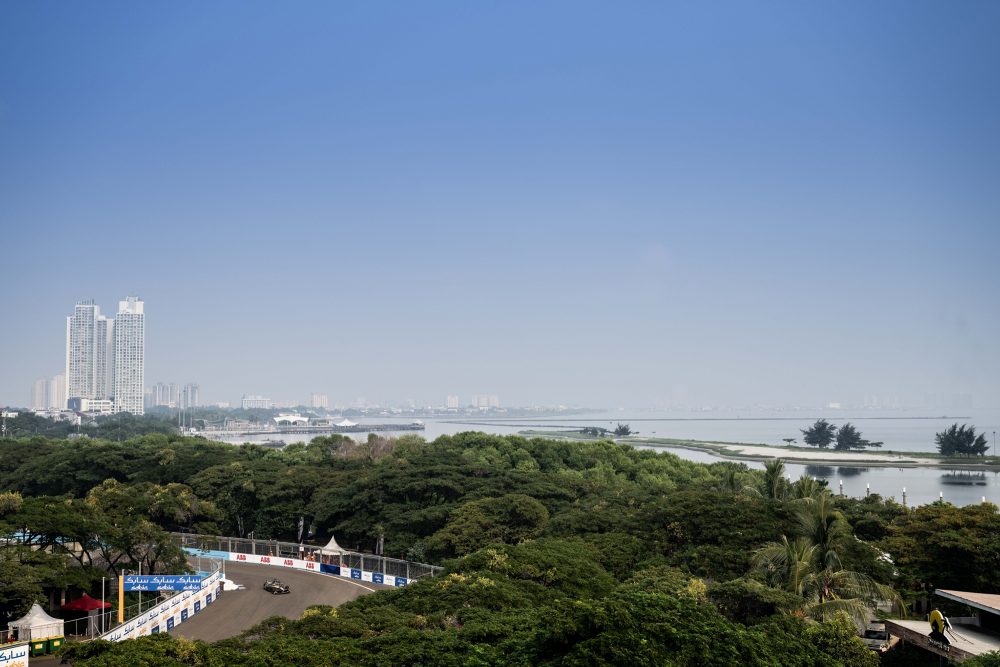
[1, 1, 999, 410]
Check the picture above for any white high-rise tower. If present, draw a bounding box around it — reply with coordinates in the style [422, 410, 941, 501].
[112, 296, 145, 415]
[65, 301, 112, 408]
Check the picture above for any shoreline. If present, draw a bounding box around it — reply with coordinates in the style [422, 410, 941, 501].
[519, 430, 1000, 472]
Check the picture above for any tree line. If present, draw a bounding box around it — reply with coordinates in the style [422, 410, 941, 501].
[795, 419, 991, 456]
[1, 431, 998, 665]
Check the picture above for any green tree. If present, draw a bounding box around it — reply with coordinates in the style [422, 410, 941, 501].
[747, 459, 790, 500]
[752, 495, 899, 626]
[613, 423, 633, 436]
[935, 423, 989, 456]
[801, 419, 837, 448]
[426, 494, 549, 559]
[881, 501, 1000, 592]
[835, 423, 863, 450]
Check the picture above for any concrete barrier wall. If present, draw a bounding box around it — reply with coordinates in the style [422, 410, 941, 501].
[100, 570, 224, 642]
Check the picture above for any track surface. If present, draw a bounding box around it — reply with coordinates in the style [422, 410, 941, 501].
[169, 561, 380, 643]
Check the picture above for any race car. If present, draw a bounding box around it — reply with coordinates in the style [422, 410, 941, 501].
[263, 578, 290, 595]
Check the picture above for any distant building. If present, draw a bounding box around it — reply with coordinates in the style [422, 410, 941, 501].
[48, 374, 65, 410]
[112, 297, 145, 415]
[446, 395, 459, 409]
[242, 395, 272, 409]
[65, 300, 112, 407]
[65, 297, 144, 414]
[182, 383, 200, 409]
[31, 377, 47, 410]
[310, 393, 329, 409]
[472, 394, 501, 409]
[67, 397, 114, 415]
[150, 382, 178, 407]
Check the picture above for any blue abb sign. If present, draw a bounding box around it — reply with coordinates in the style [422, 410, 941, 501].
[123, 574, 204, 591]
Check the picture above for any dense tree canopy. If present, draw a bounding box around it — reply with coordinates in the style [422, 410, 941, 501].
[0, 430, 996, 664]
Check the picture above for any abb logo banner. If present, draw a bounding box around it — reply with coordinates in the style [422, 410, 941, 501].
[226, 552, 407, 587]
[228, 553, 318, 572]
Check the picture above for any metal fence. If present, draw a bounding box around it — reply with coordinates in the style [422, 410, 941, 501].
[171, 532, 442, 580]
[0, 591, 178, 644]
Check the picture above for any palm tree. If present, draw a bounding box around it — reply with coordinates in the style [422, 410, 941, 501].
[752, 494, 901, 626]
[745, 459, 790, 500]
[790, 474, 828, 501]
[753, 535, 818, 596]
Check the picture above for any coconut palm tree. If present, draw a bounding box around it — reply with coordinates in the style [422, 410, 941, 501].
[790, 474, 828, 500]
[745, 459, 790, 500]
[752, 493, 901, 626]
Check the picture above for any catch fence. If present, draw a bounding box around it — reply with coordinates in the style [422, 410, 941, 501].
[171, 532, 442, 581]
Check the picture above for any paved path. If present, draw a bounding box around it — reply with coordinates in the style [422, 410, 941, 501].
[169, 561, 381, 643]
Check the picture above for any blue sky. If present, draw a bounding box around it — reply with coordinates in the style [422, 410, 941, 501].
[1, 1, 998, 409]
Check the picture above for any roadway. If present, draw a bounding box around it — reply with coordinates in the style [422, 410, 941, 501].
[169, 561, 381, 643]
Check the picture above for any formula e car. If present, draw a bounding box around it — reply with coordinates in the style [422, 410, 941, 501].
[263, 578, 290, 595]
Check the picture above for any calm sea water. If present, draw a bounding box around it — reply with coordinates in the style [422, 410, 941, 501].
[218, 408, 1000, 507]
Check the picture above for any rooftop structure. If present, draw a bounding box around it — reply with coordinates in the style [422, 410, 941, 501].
[884, 589, 1000, 662]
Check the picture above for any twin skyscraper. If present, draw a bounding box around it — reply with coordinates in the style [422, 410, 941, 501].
[65, 296, 145, 415]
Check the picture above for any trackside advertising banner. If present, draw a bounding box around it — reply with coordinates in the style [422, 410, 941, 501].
[226, 552, 408, 587]
[0, 642, 30, 667]
[100, 570, 223, 642]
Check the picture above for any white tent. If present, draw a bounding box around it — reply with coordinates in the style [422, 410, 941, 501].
[336, 419, 357, 427]
[9, 603, 64, 640]
[320, 534, 348, 556]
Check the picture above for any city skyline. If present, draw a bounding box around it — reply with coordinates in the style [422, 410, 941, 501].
[1, 2, 998, 411]
[60, 297, 145, 415]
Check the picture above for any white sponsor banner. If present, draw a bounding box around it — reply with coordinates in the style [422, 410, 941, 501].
[0, 643, 30, 667]
[101, 570, 223, 642]
[228, 552, 321, 572]
[226, 551, 401, 586]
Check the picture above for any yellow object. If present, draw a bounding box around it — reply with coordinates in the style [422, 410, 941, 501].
[929, 609, 945, 633]
[118, 575, 125, 624]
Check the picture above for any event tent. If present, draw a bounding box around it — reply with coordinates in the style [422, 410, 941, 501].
[320, 534, 348, 556]
[60, 594, 110, 612]
[9, 603, 64, 640]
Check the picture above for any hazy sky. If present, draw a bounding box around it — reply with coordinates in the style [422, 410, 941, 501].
[2, 1, 998, 409]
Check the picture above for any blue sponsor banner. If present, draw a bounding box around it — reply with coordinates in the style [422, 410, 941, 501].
[320, 564, 340, 576]
[205, 593, 212, 604]
[394, 577, 407, 587]
[181, 609, 188, 622]
[123, 574, 204, 592]
[194, 601, 201, 613]
[152, 625, 160, 634]
[372, 572, 384, 585]
[350, 568, 362, 580]
[166, 617, 175, 630]
[182, 547, 230, 560]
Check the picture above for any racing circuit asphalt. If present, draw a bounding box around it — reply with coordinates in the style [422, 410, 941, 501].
[169, 561, 382, 643]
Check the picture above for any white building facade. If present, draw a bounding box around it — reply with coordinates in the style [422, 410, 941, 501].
[112, 297, 145, 415]
[241, 395, 272, 409]
[65, 301, 112, 408]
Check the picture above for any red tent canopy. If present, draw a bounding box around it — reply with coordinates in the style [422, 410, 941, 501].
[60, 594, 110, 611]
